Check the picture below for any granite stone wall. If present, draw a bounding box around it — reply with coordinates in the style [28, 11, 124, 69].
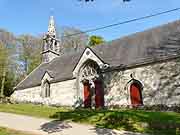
[11, 58, 180, 107]
[11, 79, 77, 106]
[103, 58, 180, 107]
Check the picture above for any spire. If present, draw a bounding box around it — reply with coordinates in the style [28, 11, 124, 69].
[42, 15, 60, 63]
[48, 16, 56, 37]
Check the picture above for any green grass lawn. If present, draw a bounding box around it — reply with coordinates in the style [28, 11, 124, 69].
[0, 103, 70, 118]
[0, 103, 180, 135]
[0, 127, 38, 135]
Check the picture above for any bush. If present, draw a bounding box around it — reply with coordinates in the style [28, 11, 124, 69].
[0, 97, 12, 104]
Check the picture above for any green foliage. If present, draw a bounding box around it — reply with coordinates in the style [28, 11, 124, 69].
[0, 44, 10, 97]
[88, 35, 105, 47]
[0, 103, 179, 135]
[0, 31, 19, 97]
[0, 44, 8, 72]
[0, 30, 17, 97]
[51, 109, 180, 135]
[2, 72, 16, 97]
[0, 103, 71, 118]
[17, 34, 42, 74]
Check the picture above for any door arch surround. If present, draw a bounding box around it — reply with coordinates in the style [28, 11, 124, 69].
[129, 81, 143, 106]
[78, 59, 104, 108]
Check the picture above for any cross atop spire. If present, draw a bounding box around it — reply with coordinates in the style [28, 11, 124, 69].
[48, 16, 56, 37]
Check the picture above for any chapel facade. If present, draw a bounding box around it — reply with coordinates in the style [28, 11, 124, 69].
[11, 16, 180, 108]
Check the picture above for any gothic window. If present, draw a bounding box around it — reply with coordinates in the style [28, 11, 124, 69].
[55, 42, 58, 52]
[43, 80, 50, 98]
[46, 40, 50, 50]
[43, 54, 49, 63]
[50, 39, 53, 50]
[42, 43, 45, 52]
[80, 62, 100, 81]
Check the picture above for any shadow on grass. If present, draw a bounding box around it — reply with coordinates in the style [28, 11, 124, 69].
[89, 127, 118, 135]
[89, 127, 145, 135]
[40, 120, 72, 134]
[49, 109, 180, 135]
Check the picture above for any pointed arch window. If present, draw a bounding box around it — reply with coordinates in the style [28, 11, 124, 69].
[80, 61, 100, 81]
[43, 80, 50, 98]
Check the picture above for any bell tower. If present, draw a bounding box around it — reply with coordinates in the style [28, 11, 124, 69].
[42, 16, 60, 63]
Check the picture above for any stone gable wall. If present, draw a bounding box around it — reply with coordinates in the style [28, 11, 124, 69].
[103, 58, 180, 107]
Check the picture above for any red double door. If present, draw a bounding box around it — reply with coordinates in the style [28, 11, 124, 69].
[130, 83, 143, 106]
[83, 81, 91, 108]
[83, 80, 104, 108]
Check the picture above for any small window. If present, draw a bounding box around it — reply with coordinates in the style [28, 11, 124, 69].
[44, 80, 50, 97]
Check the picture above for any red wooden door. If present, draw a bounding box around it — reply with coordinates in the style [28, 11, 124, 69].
[83, 82, 91, 108]
[94, 80, 104, 108]
[130, 83, 142, 106]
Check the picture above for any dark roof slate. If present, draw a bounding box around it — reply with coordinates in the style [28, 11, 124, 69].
[15, 52, 82, 90]
[16, 20, 180, 90]
[92, 20, 180, 67]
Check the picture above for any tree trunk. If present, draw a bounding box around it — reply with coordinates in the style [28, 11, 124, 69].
[0, 67, 6, 98]
[24, 58, 28, 75]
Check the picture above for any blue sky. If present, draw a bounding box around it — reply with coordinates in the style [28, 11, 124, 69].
[0, 0, 180, 41]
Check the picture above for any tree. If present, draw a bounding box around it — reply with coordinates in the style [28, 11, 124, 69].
[17, 35, 43, 75]
[0, 44, 16, 98]
[0, 29, 16, 98]
[59, 27, 89, 53]
[0, 29, 44, 97]
[88, 35, 105, 47]
[0, 44, 8, 97]
[0, 48, 16, 97]
[3, 71, 16, 97]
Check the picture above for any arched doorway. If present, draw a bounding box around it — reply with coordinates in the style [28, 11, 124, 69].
[130, 82, 143, 106]
[79, 60, 104, 108]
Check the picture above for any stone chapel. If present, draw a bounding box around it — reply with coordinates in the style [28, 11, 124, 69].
[11, 16, 180, 108]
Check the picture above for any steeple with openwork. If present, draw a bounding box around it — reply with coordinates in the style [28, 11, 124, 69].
[42, 16, 61, 63]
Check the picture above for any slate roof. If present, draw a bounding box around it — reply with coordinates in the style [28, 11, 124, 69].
[92, 20, 180, 67]
[15, 20, 180, 90]
[15, 52, 82, 90]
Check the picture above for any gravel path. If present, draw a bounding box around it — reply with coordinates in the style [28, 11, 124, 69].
[0, 112, 148, 135]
